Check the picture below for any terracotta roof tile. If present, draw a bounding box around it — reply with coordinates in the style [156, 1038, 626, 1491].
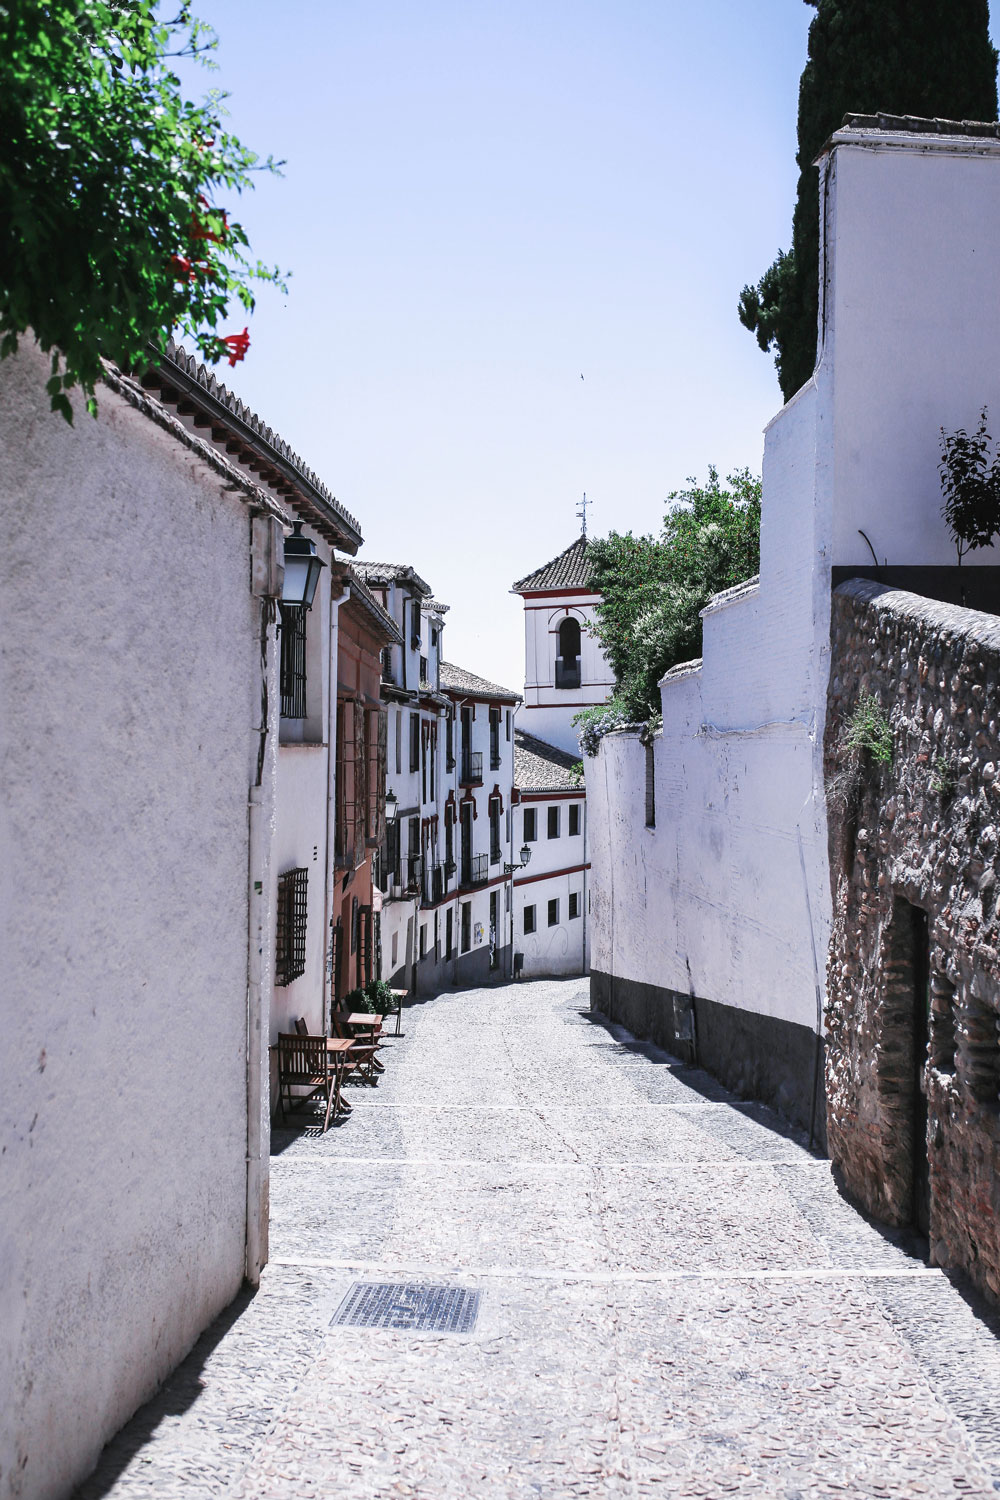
[512, 535, 592, 592]
[439, 661, 521, 702]
[514, 730, 582, 792]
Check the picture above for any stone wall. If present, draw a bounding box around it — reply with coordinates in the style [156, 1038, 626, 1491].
[825, 579, 1000, 1302]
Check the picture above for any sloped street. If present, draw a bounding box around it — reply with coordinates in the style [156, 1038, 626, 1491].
[77, 979, 1000, 1500]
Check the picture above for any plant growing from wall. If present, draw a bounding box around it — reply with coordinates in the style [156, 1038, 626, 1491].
[939, 408, 1000, 562]
[842, 694, 893, 765]
[929, 756, 957, 801]
[1, 0, 286, 418]
[739, 0, 998, 402]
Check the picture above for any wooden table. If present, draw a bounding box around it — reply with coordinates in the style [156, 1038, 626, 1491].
[389, 988, 408, 1036]
[326, 1037, 356, 1115]
[344, 1014, 385, 1079]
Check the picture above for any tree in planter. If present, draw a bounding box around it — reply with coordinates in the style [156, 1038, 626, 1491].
[940, 408, 1000, 562]
[1, 0, 286, 419]
[739, 0, 998, 403]
[580, 468, 761, 740]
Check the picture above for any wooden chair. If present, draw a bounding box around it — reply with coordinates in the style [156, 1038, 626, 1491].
[276, 1033, 340, 1133]
[294, 1016, 309, 1035]
[331, 1010, 383, 1083]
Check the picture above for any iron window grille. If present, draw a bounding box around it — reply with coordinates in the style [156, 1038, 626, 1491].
[276, 867, 308, 986]
[461, 853, 489, 888]
[460, 750, 483, 785]
[569, 892, 580, 919]
[554, 658, 581, 690]
[279, 604, 307, 719]
[490, 806, 502, 865]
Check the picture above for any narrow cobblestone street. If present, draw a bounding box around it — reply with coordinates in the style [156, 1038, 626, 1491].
[78, 979, 1000, 1500]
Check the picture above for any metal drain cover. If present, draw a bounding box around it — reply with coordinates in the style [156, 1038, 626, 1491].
[332, 1282, 481, 1334]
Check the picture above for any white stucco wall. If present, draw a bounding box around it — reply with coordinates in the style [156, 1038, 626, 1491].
[513, 794, 588, 978]
[0, 348, 278, 1500]
[520, 590, 613, 756]
[591, 125, 1000, 1048]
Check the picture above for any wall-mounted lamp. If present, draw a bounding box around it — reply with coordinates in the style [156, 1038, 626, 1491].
[504, 844, 532, 875]
[282, 521, 326, 610]
[384, 789, 399, 825]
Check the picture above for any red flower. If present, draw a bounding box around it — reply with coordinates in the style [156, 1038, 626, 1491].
[221, 327, 250, 367]
[170, 254, 195, 281]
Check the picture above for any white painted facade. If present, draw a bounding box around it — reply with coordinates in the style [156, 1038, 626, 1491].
[512, 785, 589, 979]
[0, 345, 284, 1500]
[589, 121, 1000, 1082]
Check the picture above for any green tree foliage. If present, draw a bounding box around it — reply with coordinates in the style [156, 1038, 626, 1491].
[939, 407, 1000, 562]
[739, 0, 998, 402]
[584, 468, 762, 725]
[1, 0, 286, 418]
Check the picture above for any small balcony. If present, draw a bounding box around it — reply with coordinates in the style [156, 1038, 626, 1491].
[460, 750, 483, 786]
[460, 853, 489, 889]
[422, 862, 445, 906]
[405, 854, 423, 894]
[555, 657, 581, 690]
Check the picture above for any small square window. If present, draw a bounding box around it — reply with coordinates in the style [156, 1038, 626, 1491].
[569, 804, 580, 837]
[523, 808, 537, 842]
[569, 892, 580, 919]
[523, 905, 536, 935]
[547, 898, 559, 927]
[547, 806, 560, 839]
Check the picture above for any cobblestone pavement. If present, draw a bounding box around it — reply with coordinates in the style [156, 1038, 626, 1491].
[77, 979, 1000, 1499]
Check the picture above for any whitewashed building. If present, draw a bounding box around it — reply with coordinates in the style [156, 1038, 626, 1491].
[512, 731, 589, 978]
[0, 343, 289, 1500]
[511, 535, 614, 756]
[355, 562, 450, 994]
[588, 115, 1000, 1135]
[440, 663, 520, 986]
[141, 345, 371, 1057]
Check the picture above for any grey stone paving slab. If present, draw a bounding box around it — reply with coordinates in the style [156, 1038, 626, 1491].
[75, 977, 1000, 1500]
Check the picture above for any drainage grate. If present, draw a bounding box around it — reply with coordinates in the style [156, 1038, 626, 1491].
[331, 1282, 481, 1334]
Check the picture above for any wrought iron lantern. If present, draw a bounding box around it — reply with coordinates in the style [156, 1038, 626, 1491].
[282, 522, 326, 609]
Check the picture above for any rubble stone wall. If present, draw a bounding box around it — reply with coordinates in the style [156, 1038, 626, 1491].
[825, 579, 1000, 1301]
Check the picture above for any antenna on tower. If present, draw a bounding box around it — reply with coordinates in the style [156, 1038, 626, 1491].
[576, 491, 590, 537]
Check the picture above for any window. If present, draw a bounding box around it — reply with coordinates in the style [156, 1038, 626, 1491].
[409, 712, 420, 773]
[279, 603, 307, 719]
[411, 599, 421, 649]
[645, 743, 656, 828]
[569, 892, 580, 919]
[275, 867, 308, 985]
[461, 901, 472, 953]
[569, 804, 580, 837]
[505, 710, 511, 741]
[385, 820, 400, 886]
[446, 714, 455, 770]
[523, 807, 537, 843]
[489, 890, 499, 970]
[548, 898, 559, 927]
[419, 923, 427, 958]
[523, 904, 536, 935]
[420, 655, 428, 683]
[391, 931, 399, 967]
[490, 801, 502, 864]
[380, 646, 393, 684]
[547, 806, 560, 839]
[395, 711, 402, 776]
[446, 907, 454, 958]
[489, 707, 501, 769]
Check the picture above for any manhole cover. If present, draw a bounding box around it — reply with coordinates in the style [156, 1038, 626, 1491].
[331, 1282, 481, 1334]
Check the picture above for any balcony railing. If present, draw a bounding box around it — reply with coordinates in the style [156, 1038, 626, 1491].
[460, 750, 483, 785]
[489, 744, 502, 771]
[422, 863, 445, 906]
[405, 854, 423, 894]
[555, 658, 581, 690]
[460, 853, 489, 888]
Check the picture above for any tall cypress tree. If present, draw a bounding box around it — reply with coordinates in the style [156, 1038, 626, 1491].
[739, 0, 998, 402]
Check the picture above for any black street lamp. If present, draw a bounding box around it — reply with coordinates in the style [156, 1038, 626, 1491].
[384, 788, 399, 825]
[282, 521, 326, 610]
[504, 844, 532, 876]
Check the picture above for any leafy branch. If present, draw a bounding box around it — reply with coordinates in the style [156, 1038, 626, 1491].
[1, 0, 288, 419]
[939, 408, 1000, 563]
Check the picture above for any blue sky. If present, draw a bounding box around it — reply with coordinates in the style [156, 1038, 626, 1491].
[185, 1, 1000, 690]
